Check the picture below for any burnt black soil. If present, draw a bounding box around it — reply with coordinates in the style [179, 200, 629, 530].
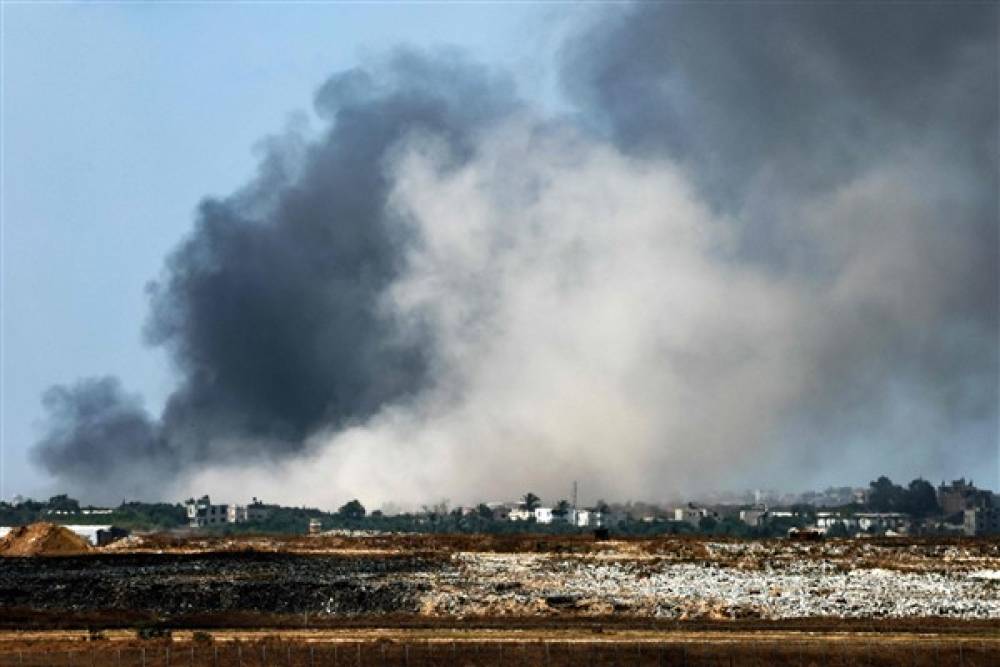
[0, 552, 443, 618]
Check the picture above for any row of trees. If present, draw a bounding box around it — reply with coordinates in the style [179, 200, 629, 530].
[865, 476, 940, 517]
[0, 496, 187, 530]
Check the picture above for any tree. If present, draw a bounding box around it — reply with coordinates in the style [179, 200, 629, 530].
[698, 515, 717, 532]
[904, 478, 940, 518]
[552, 500, 571, 518]
[336, 499, 366, 520]
[522, 492, 541, 511]
[867, 476, 905, 512]
[47, 494, 80, 513]
[476, 503, 494, 520]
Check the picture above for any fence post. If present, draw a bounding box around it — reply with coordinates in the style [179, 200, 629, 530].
[357, 642, 362, 667]
[309, 645, 314, 667]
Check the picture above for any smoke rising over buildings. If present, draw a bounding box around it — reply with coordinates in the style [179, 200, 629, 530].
[32, 4, 998, 505]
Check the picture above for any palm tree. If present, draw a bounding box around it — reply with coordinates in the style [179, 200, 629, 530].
[522, 492, 541, 511]
[553, 499, 571, 518]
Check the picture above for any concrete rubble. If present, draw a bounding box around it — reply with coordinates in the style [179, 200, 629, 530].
[418, 552, 1000, 619]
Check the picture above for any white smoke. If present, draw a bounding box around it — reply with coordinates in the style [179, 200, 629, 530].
[180, 119, 810, 507]
[181, 114, 994, 509]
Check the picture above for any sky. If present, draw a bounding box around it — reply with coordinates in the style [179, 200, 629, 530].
[2, 1, 577, 501]
[2, 2, 997, 509]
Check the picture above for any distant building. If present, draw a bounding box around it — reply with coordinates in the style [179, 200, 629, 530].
[227, 498, 271, 524]
[938, 479, 993, 515]
[674, 504, 714, 527]
[573, 509, 610, 528]
[186, 495, 228, 528]
[815, 512, 859, 532]
[534, 507, 554, 524]
[964, 507, 1000, 536]
[856, 512, 909, 533]
[739, 505, 768, 528]
[508, 507, 533, 521]
[186, 495, 270, 528]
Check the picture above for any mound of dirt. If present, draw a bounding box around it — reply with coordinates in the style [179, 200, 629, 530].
[0, 523, 91, 556]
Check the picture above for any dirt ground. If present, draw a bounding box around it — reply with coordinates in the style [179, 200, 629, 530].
[2, 533, 998, 664]
[0, 628, 997, 666]
[4, 533, 998, 623]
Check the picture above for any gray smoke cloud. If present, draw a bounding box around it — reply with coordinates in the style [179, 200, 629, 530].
[560, 1, 998, 480]
[33, 4, 997, 504]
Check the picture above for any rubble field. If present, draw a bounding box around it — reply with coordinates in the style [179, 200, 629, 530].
[2, 533, 999, 624]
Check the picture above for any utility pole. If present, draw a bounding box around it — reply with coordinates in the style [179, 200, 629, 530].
[572, 481, 578, 510]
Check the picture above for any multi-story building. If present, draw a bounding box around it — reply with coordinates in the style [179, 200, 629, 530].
[534, 507, 554, 524]
[815, 511, 859, 532]
[186, 495, 228, 528]
[964, 507, 1000, 536]
[186, 495, 270, 528]
[938, 479, 993, 515]
[856, 512, 910, 533]
[739, 505, 768, 528]
[674, 504, 714, 527]
[226, 498, 271, 524]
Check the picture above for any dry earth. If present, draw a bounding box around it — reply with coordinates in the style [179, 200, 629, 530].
[2, 531, 999, 623]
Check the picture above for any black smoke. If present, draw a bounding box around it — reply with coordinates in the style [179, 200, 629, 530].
[33, 50, 519, 498]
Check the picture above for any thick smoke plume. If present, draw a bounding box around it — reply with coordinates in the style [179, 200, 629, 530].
[34, 4, 997, 505]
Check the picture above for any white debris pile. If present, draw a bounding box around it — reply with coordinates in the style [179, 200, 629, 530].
[418, 549, 1000, 619]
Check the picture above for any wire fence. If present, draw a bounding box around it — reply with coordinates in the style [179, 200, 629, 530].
[0, 640, 996, 667]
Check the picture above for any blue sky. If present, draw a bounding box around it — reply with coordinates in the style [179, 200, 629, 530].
[1, 1, 583, 501]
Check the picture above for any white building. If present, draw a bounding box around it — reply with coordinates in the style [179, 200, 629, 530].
[964, 507, 1000, 536]
[508, 507, 533, 521]
[739, 506, 768, 527]
[815, 512, 859, 532]
[534, 507, 554, 524]
[856, 512, 909, 533]
[674, 505, 712, 527]
[186, 496, 228, 527]
[226, 498, 271, 524]
[574, 509, 609, 528]
[187, 495, 270, 528]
